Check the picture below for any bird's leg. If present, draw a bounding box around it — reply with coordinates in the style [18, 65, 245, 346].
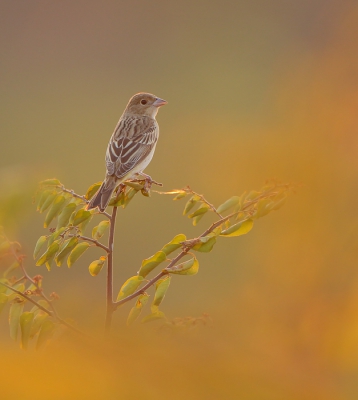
[138, 172, 163, 188]
[113, 183, 125, 202]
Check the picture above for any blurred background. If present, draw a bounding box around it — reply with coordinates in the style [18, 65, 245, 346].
[1, 0, 358, 398]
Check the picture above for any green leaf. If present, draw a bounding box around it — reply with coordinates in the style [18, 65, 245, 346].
[92, 220, 110, 240]
[254, 198, 273, 219]
[188, 204, 210, 218]
[122, 187, 139, 208]
[47, 227, 66, 246]
[40, 178, 61, 187]
[55, 237, 78, 266]
[220, 219, 254, 237]
[108, 191, 125, 207]
[138, 251, 167, 278]
[141, 311, 166, 324]
[126, 293, 149, 326]
[30, 312, 48, 338]
[3, 261, 20, 278]
[183, 195, 200, 215]
[193, 236, 217, 252]
[271, 193, 287, 210]
[9, 301, 25, 340]
[245, 190, 261, 202]
[0, 293, 8, 315]
[71, 209, 92, 226]
[88, 256, 106, 276]
[39, 191, 57, 213]
[0, 240, 11, 256]
[33, 236, 47, 260]
[167, 257, 199, 275]
[116, 276, 144, 302]
[192, 214, 205, 226]
[152, 276, 171, 311]
[161, 234, 186, 256]
[0, 279, 8, 294]
[216, 196, 240, 214]
[36, 242, 60, 267]
[67, 242, 91, 267]
[77, 215, 93, 234]
[8, 283, 25, 301]
[85, 182, 102, 200]
[37, 190, 51, 211]
[56, 203, 77, 229]
[173, 191, 187, 200]
[125, 181, 145, 190]
[44, 195, 66, 228]
[20, 312, 34, 350]
[36, 320, 56, 350]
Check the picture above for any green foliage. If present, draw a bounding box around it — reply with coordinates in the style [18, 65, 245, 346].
[0, 177, 292, 349]
[126, 293, 149, 326]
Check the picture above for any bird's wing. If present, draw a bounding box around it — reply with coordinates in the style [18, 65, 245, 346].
[105, 116, 158, 179]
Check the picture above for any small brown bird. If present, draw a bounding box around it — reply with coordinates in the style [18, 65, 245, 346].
[87, 92, 167, 211]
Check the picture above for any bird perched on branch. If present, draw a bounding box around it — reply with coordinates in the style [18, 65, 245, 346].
[87, 92, 167, 211]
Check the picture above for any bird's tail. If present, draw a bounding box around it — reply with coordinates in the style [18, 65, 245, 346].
[86, 176, 117, 212]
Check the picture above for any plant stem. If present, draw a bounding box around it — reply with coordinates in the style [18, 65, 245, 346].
[105, 206, 118, 333]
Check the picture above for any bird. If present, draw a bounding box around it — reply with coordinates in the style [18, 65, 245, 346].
[87, 92, 167, 211]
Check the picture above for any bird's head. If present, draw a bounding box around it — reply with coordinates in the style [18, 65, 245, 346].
[124, 93, 168, 118]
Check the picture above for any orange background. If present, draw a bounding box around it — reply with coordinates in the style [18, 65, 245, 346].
[1, 1, 358, 399]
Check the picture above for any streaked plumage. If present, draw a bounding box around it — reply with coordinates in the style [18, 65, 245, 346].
[87, 93, 167, 211]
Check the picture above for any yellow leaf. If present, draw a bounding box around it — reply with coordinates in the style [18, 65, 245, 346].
[141, 311, 166, 323]
[85, 182, 102, 200]
[20, 311, 34, 350]
[9, 301, 24, 340]
[67, 242, 91, 267]
[138, 251, 167, 278]
[36, 320, 56, 349]
[55, 237, 78, 266]
[116, 276, 144, 301]
[220, 219, 254, 237]
[161, 234, 186, 256]
[126, 294, 149, 326]
[33, 236, 47, 260]
[88, 257, 106, 276]
[183, 195, 200, 215]
[36, 242, 60, 267]
[167, 257, 199, 275]
[216, 196, 240, 214]
[152, 276, 171, 310]
[56, 203, 77, 229]
[193, 236, 217, 252]
[44, 195, 66, 228]
[92, 220, 110, 240]
[71, 209, 92, 226]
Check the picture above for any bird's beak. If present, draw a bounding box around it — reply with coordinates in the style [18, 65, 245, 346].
[153, 98, 168, 107]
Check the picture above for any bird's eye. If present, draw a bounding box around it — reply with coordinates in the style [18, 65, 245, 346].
[140, 99, 147, 105]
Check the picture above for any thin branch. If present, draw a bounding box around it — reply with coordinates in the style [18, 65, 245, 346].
[58, 186, 89, 203]
[68, 234, 109, 253]
[112, 183, 292, 310]
[5, 239, 86, 336]
[114, 252, 189, 309]
[105, 206, 118, 332]
[184, 186, 223, 218]
[58, 185, 111, 219]
[0, 281, 53, 316]
[11, 275, 26, 286]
